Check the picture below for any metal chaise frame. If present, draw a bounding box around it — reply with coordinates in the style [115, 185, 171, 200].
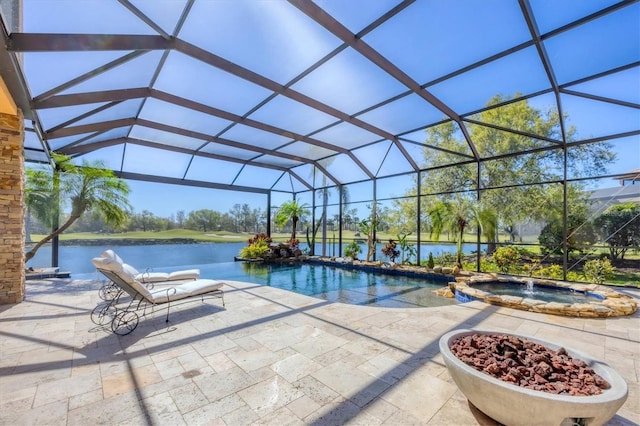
[97, 270, 161, 301]
[97, 277, 154, 301]
[91, 267, 225, 335]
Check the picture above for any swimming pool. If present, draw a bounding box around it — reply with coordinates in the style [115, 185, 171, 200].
[223, 262, 460, 308]
[85, 261, 459, 309]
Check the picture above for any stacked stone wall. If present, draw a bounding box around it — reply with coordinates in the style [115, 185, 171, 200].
[0, 111, 25, 304]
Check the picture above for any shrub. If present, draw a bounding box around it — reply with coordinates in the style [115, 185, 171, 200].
[344, 241, 361, 260]
[539, 213, 597, 256]
[566, 271, 583, 282]
[593, 203, 640, 260]
[477, 258, 499, 273]
[537, 264, 563, 280]
[426, 252, 435, 269]
[522, 258, 541, 277]
[492, 246, 521, 274]
[239, 239, 270, 259]
[583, 257, 615, 284]
[434, 251, 457, 266]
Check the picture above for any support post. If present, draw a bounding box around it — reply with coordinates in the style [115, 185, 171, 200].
[266, 191, 271, 236]
[51, 164, 61, 267]
[562, 146, 568, 280]
[311, 188, 316, 256]
[0, 109, 25, 304]
[476, 162, 481, 273]
[416, 172, 421, 264]
[372, 179, 377, 262]
[338, 184, 343, 258]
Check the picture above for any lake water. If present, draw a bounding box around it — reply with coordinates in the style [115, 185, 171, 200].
[27, 241, 482, 277]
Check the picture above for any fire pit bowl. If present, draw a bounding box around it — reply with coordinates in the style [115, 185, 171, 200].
[439, 329, 628, 426]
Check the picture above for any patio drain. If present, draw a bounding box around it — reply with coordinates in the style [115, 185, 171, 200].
[182, 369, 202, 378]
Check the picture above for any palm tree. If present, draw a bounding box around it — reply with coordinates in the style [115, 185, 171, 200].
[427, 196, 479, 268]
[25, 153, 131, 262]
[477, 202, 499, 255]
[358, 202, 379, 262]
[275, 200, 310, 241]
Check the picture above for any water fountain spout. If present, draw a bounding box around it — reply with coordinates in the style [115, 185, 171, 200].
[524, 279, 535, 296]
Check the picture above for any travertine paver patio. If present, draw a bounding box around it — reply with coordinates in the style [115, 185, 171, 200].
[0, 278, 638, 425]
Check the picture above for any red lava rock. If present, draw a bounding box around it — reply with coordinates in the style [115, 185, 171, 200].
[533, 361, 553, 378]
[450, 333, 611, 396]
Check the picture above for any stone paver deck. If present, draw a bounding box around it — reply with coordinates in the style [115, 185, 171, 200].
[1, 278, 638, 425]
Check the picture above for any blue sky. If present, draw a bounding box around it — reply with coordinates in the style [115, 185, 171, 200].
[16, 1, 640, 218]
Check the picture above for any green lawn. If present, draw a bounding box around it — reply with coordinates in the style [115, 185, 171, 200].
[31, 229, 249, 244]
[607, 270, 640, 286]
[30, 229, 314, 243]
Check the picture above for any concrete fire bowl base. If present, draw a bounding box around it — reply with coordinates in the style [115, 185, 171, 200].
[439, 329, 628, 426]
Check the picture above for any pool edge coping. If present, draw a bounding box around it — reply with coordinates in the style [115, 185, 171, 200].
[454, 275, 638, 317]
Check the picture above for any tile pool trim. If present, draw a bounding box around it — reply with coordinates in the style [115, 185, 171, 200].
[455, 281, 607, 302]
[305, 257, 455, 283]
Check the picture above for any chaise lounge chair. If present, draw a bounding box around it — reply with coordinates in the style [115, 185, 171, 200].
[91, 256, 225, 335]
[97, 249, 201, 300]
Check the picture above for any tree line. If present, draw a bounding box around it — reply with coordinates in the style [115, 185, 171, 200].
[27, 202, 394, 236]
[28, 203, 269, 235]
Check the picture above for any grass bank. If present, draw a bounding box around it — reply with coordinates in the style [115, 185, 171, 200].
[30, 230, 267, 244]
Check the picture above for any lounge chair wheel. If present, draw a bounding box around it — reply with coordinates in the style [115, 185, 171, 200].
[91, 303, 117, 325]
[98, 282, 120, 300]
[111, 311, 139, 335]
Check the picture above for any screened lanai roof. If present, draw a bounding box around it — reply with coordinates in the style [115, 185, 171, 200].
[1, 0, 638, 194]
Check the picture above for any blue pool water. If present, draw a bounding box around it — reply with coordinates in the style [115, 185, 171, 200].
[473, 282, 604, 304]
[79, 261, 459, 308]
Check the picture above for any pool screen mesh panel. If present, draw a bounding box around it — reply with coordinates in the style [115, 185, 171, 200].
[1, 0, 638, 193]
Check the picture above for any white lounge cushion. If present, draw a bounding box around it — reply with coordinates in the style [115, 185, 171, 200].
[136, 269, 201, 283]
[92, 256, 120, 273]
[101, 250, 125, 265]
[121, 263, 141, 276]
[148, 279, 224, 303]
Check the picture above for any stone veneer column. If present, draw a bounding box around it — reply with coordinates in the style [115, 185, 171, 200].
[0, 110, 25, 304]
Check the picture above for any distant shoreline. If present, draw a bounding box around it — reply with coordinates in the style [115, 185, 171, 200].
[26, 238, 210, 246]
